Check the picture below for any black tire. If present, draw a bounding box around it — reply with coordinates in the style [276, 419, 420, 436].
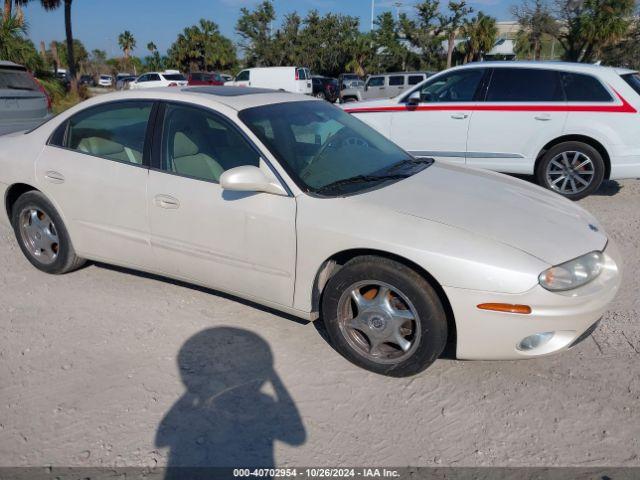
[11, 191, 85, 274]
[321, 256, 447, 377]
[315, 91, 326, 100]
[535, 141, 605, 201]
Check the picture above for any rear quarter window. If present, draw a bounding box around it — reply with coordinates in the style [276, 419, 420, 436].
[389, 75, 405, 86]
[621, 73, 640, 96]
[408, 75, 424, 85]
[562, 72, 612, 102]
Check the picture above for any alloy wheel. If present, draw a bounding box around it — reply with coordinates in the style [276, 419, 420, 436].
[337, 280, 421, 364]
[545, 151, 595, 196]
[18, 208, 59, 265]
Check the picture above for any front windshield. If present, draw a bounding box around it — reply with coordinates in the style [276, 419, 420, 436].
[239, 101, 430, 196]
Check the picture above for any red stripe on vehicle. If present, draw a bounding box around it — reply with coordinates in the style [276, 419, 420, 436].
[343, 89, 637, 114]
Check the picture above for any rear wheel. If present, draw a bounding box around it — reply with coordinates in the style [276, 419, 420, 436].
[535, 141, 605, 200]
[321, 256, 447, 377]
[11, 191, 85, 274]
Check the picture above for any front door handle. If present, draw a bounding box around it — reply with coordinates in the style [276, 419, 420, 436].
[44, 170, 65, 184]
[154, 194, 180, 209]
[535, 114, 552, 121]
[450, 113, 469, 120]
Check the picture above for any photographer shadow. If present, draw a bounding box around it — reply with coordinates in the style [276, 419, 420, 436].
[156, 327, 306, 478]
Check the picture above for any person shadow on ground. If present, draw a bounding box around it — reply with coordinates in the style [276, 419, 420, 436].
[156, 327, 306, 479]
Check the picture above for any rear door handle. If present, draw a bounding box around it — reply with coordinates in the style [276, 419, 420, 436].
[44, 170, 65, 184]
[450, 113, 469, 120]
[535, 114, 552, 121]
[154, 194, 180, 209]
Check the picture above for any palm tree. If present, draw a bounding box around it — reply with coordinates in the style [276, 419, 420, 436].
[19, 0, 77, 91]
[461, 12, 497, 63]
[147, 41, 157, 54]
[118, 30, 136, 61]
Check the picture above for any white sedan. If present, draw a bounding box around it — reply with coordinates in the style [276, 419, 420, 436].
[129, 70, 188, 90]
[0, 87, 621, 376]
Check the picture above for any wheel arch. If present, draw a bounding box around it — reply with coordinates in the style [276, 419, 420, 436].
[4, 183, 39, 221]
[536, 135, 611, 180]
[311, 248, 457, 348]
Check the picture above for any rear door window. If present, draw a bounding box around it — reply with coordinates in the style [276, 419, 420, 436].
[389, 75, 405, 86]
[65, 101, 153, 165]
[408, 75, 424, 85]
[561, 72, 612, 102]
[486, 68, 563, 102]
[367, 76, 384, 87]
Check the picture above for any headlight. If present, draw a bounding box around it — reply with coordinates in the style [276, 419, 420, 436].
[539, 251, 604, 291]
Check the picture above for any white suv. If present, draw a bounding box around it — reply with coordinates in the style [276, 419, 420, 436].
[343, 62, 640, 199]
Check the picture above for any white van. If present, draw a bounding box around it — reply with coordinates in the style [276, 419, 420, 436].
[225, 67, 312, 95]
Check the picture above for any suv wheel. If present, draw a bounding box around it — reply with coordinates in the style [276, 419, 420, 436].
[11, 191, 85, 274]
[536, 141, 605, 200]
[321, 256, 447, 377]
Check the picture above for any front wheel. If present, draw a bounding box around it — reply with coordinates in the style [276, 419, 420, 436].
[535, 141, 605, 200]
[11, 191, 85, 274]
[321, 256, 447, 377]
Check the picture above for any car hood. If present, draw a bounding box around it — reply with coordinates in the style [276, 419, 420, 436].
[353, 162, 607, 266]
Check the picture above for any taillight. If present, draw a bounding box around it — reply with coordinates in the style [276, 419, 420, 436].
[295, 69, 299, 80]
[31, 74, 52, 112]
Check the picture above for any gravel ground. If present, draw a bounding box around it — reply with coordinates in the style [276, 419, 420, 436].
[0, 179, 639, 468]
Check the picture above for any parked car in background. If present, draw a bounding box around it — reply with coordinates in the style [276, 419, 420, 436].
[188, 72, 224, 86]
[0, 86, 621, 376]
[116, 75, 137, 90]
[0, 62, 51, 136]
[98, 75, 114, 88]
[220, 73, 233, 83]
[343, 62, 640, 200]
[338, 73, 362, 91]
[79, 74, 95, 87]
[311, 76, 338, 102]
[224, 67, 312, 95]
[340, 80, 365, 103]
[129, 71, 188, 90]
[361, 71, 434, 100]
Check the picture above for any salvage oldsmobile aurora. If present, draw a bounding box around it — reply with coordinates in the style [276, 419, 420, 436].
[0, 87, 621, 376]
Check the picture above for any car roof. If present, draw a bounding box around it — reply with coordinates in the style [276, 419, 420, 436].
[78, 86, 317, 112]
[0, 61, 26, 70]
[452, 61, 636, 75]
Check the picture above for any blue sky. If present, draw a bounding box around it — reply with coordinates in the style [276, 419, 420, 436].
[22, 0, 517, 57]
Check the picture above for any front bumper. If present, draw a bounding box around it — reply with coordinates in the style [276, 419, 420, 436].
[445, 241, 622, 360]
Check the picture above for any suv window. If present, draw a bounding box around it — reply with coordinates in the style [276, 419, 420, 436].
[389, 75, 405, 86]
[137, 74, 148, 82]
[486, 68, 563, 102]
[416, 69, 484, 102]
[161, 103, 260, 183]
[622, 73, 640, 96]
[149, 74, 161, 81]
[65, 101, 153, 164]
[236, 70, 250, 82]
[562, 72, 612, 102]
[367, 76, 384, 87]
[408, 75, 424, 85]
[0, 68, 39, 91]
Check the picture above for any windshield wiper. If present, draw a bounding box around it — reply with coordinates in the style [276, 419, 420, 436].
[5, 85, 36, 91]
[385, 157, 433, 174]
[315, 174, 410, 194]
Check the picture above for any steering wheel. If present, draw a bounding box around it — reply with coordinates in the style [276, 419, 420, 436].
[312, 129, 369, 164]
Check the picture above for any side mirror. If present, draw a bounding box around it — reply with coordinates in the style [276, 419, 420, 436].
[407, 91, 421, 106]
[220, 165, 287, 196]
